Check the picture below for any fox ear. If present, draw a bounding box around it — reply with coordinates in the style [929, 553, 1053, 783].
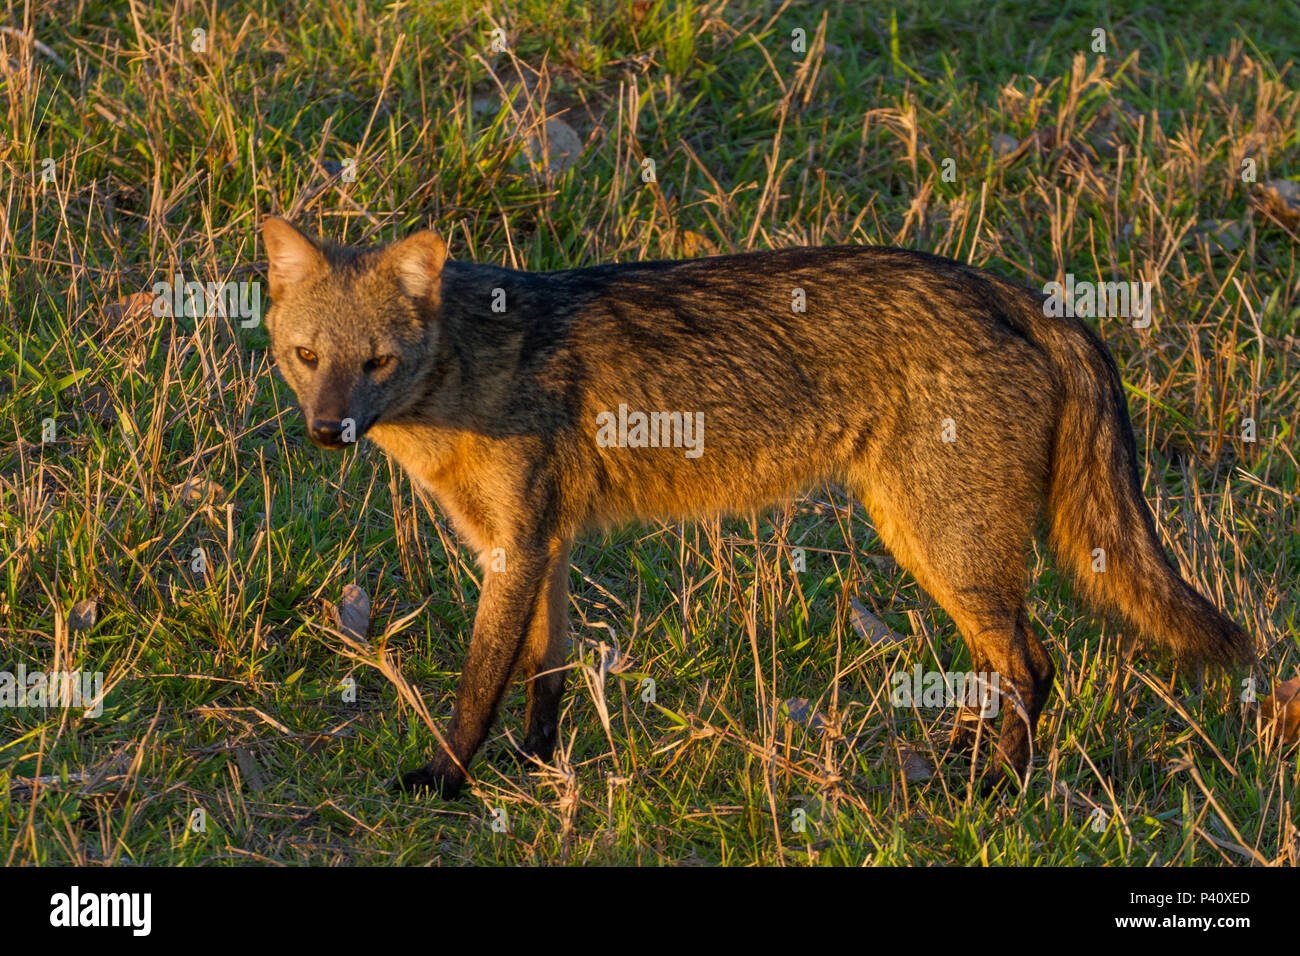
[386, 230, 448, 304]
[262, 217, 325, 299]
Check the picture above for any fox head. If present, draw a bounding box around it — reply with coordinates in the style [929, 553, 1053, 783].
[260, 217, 447, 448]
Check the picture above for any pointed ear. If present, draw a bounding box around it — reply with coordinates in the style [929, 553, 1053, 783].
[262, 217, 326, 299]
[386, 230, 448, 304]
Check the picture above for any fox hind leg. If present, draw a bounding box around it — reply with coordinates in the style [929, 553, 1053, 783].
[848, 421, 1057, 786]
[867, 498, 1054, 784]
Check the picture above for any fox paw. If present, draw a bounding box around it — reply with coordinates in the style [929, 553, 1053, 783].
[392, 766, 465, 799]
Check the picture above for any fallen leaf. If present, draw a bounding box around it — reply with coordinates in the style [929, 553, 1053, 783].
[1195, 219, 1246, 254]
[234, 747, 266, 792]
[78, 385, 117, 425]
[68, 598, 98, 631]
[334, 584, 371, 644]
[1261, 677, 1300, 744]
[100, 291, 154, 329]
[991, 133, 1021, 158]
[1255, 180, 1300, 230]
[173, 477, 227, 506]
[521, 117, 584, 174]
[95, 291, 163, 357]
[898, 744, 933, 782]
[850, 596, 906, 647]
[781, 696, 826, 730]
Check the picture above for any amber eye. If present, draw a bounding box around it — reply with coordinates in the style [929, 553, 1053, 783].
[365, 355, 393, 373]
[296, 347, 318, 368]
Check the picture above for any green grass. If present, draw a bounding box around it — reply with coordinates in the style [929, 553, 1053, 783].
[1, 0, 1298, 865]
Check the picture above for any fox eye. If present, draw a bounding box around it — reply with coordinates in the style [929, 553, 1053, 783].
[365, 355, 394, 374]
[296, 347, 318, 368]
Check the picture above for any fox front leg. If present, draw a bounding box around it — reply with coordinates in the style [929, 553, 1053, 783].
[396, 542, 552, 798]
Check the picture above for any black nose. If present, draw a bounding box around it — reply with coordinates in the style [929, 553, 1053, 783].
[309, 418, 345, 446]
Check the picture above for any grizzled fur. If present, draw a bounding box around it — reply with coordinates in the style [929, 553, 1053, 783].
[260, 217, 1253, 797]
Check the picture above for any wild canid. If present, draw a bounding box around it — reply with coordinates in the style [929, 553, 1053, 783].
[259, 216, 1253, 797]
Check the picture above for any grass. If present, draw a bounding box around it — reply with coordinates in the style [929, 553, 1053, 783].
[1, 0, 1298, 865]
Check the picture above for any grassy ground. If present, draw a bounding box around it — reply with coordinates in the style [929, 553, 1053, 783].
[1, 0, 1298, 865]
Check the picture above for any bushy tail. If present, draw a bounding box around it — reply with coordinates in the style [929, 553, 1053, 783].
[1027, 307, 1254, 668]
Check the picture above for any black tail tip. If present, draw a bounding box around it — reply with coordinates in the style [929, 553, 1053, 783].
[1183, 617, 1255, 670]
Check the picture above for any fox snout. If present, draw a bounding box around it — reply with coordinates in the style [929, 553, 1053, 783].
[303, 372, 364, 449]
[304, 408, 377, 449]
[307, 416, 348, 448]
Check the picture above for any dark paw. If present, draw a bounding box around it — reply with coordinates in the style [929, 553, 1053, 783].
[392, 766, 465, 799]
[519, 730, 557, 766]
[976, 761, 1028, 798]
[976, 771, 1009, 798]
